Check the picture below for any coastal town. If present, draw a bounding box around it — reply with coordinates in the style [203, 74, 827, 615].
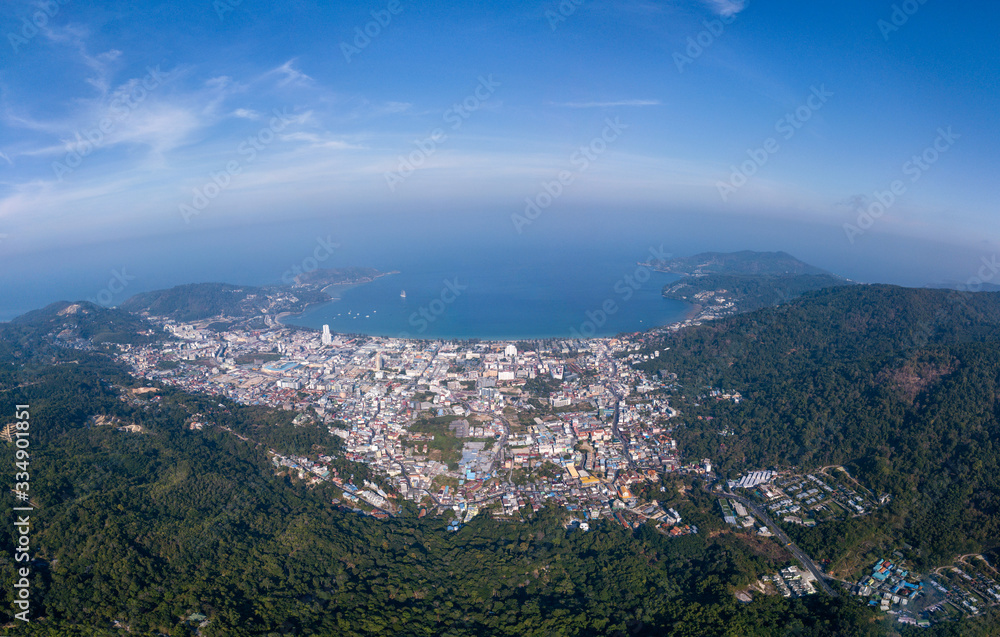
[96, 307, 995, 628]
[116, 310, 710, 532]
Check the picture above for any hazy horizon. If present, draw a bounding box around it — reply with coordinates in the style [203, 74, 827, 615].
[1, 211, 995, 322]
[2, 0, 998, 320]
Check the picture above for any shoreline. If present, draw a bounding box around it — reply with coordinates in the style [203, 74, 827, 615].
[278, 308, 700, 342]
[319, 270, 399, 297]
[280, 271, 400, 325]
[320, 282, 363, 299]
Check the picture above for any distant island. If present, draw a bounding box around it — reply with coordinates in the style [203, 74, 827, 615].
[641, 251, 852, 320]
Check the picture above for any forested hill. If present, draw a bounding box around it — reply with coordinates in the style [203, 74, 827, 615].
[637, 284, 1000, 566]
[120, 282, 330, 322]
[5, 301, 167, 348]
[648, 251, 851, 316]
[662, 272, 850, 313]
[119, 268, 388, 322]
[646, 250, 834, 277]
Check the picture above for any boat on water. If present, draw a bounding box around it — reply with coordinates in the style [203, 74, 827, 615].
[400, 290, 406, 298]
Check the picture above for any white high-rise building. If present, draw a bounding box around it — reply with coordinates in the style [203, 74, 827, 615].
[321, 324, 332, 345]
[504, 344, 517, 358]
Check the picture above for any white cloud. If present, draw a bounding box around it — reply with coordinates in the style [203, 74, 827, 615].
[0, 52, 245, 167]
[231, 108, 261, 120]
[100, 105, 203, 154]
[700, 0, 747, 17]
[265, 59, 313, 87]
[38, 24, 123, 96]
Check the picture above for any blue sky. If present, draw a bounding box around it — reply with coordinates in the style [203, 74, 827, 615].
[0, 0, 998, 272]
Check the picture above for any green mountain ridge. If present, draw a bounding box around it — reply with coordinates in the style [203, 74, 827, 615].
[119, 268, 389, 322]
[662, 273, 852, 314]
[6, 300, 167, 348]
[638, 283, 1000, 569]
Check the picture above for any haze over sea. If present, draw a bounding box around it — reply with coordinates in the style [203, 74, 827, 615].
[1, 212, 990, 334]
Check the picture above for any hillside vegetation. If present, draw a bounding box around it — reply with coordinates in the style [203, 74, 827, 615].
[638, 284, 1000, 567]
